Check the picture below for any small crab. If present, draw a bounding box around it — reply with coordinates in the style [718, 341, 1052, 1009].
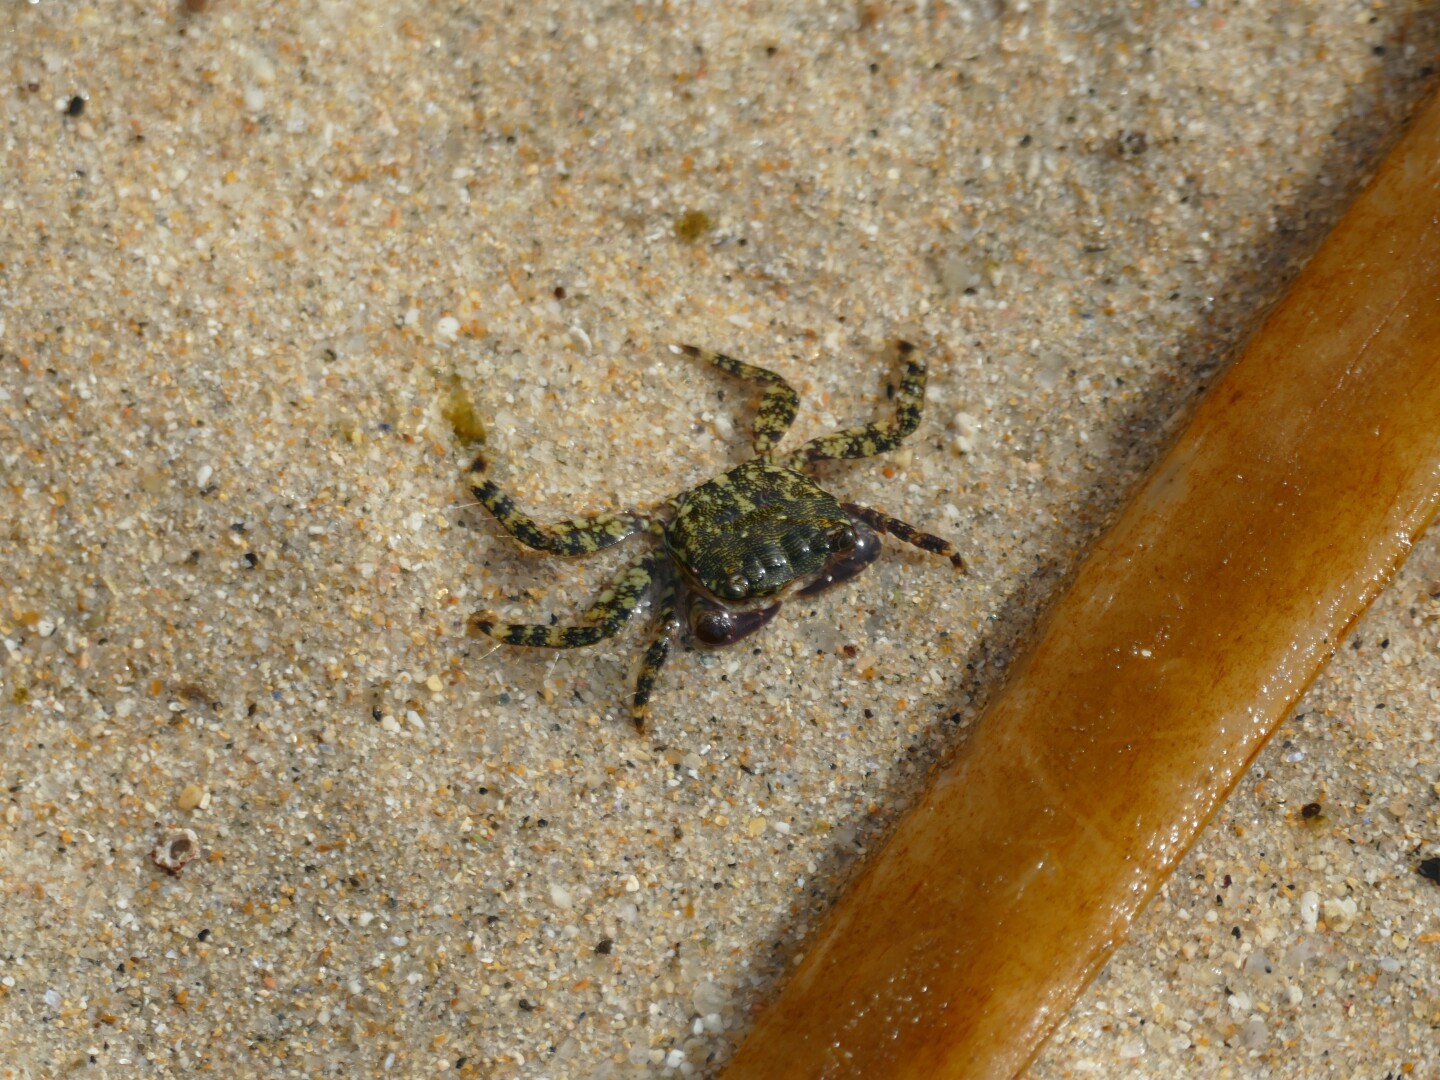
[469, 341, 964, 729]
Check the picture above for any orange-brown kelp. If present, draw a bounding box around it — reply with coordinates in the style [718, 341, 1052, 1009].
[726, 91, 1440, 1080]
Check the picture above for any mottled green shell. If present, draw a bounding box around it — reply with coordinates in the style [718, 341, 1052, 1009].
[664, 460, 854, 601]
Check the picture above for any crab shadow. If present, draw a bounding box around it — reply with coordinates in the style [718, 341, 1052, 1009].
[711, 21, 1440, 1072]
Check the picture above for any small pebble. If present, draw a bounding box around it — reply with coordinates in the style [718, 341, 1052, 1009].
[1298, 890, 1319, 930]
[692, 980, 728, 1015]
[1240, 1016, 1267, 1049]
[1322, 896, 1357, 930]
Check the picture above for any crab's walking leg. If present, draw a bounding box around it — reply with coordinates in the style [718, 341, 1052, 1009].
[775, 341, 926, 468]
[470, 453, 639, 556]
[631, 565, 680, 731]
[471, 548, 660, 648]
[843, 502, 966, 572]
[672, 344, 799, 456]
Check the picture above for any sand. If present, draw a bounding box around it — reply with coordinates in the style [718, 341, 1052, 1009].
[2, 2, 1438, 1076]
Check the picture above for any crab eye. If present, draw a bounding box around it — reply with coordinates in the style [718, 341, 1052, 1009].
[830, 523, 858, 552]
[721, 573, 749, 601]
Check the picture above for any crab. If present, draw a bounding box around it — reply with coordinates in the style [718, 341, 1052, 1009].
[469, 341, 964, 729]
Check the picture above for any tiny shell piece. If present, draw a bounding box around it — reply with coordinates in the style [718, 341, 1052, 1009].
[151, 827, 201, 876]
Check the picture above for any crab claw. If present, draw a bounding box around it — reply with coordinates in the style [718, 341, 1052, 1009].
[689, 595, 782, 646]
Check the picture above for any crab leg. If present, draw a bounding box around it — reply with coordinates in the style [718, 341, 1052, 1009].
[470, 452, 639, 556]
[775, 341, 925, 468]
[673, 344, 800, 456]
[471, 548, 660, 648]
[842, 503, 966, 572]
[630, 564, 680, 731]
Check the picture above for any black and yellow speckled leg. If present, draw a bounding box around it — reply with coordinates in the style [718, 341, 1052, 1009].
[631, 566, 680, 731]
[775, 341, 926, 468]
[843, 502, 966, 572]
[673, 344, 799, 456]
[470, 452, 638, 556]
[471, 548, 661, 647]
